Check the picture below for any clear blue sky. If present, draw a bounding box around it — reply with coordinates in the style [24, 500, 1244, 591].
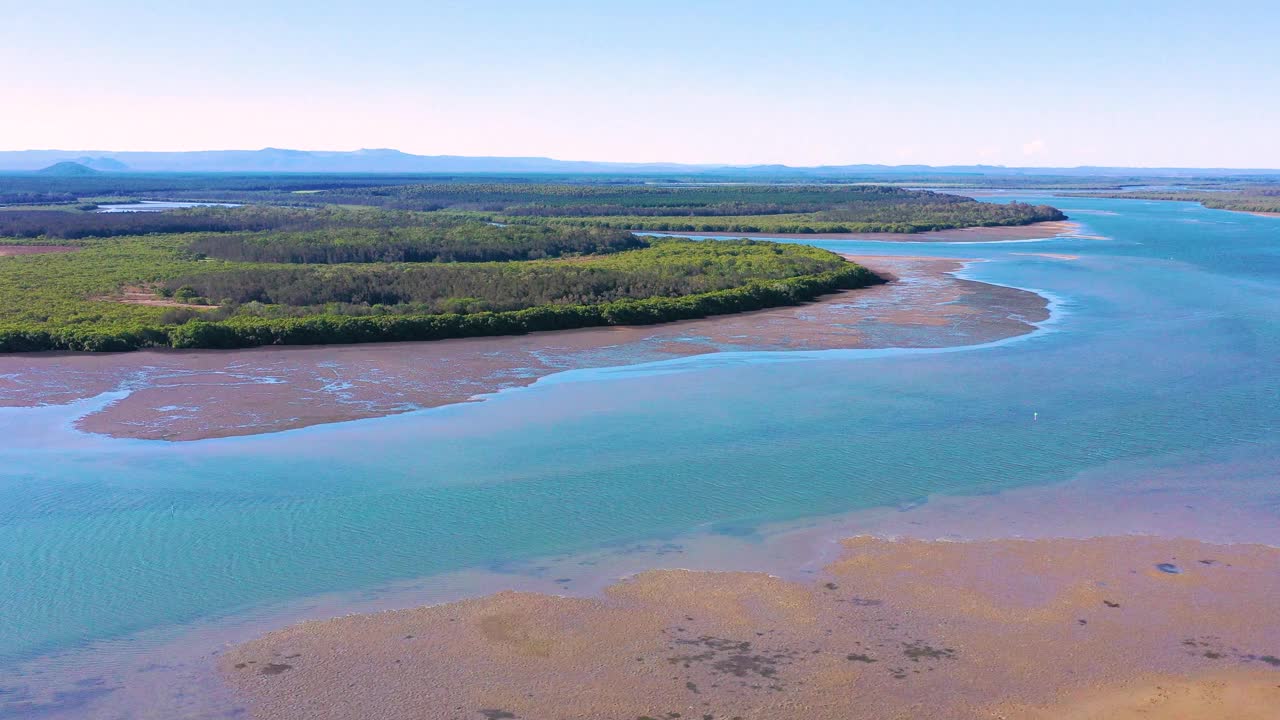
[3, 0, 1277, 167]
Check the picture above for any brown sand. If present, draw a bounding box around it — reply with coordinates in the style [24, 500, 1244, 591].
[1243, 210, 1280, 218]
[223, 535, 1280, 720]
[653, 220, 1082, 243]
[1, 256, 1049, 440]
[996, 671, 1280, 719]
[96, 285, 216, 308]
[0, 244, 78, 256]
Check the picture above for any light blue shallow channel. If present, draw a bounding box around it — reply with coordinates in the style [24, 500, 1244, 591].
[2, 196, 1278, 665]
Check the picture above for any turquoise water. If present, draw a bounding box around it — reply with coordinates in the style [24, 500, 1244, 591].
[2, 197, 1278, 668]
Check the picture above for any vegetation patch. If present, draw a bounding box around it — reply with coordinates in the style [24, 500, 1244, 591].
[0, 179, 1073, 353]
[1084, 188, 1280, 214]
[0, 223, 878, 352]
[307, 183, 1066, 233]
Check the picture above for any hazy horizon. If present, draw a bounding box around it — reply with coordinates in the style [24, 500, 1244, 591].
[4, 0, 1278, 167]
[7, 146, 1280, 173]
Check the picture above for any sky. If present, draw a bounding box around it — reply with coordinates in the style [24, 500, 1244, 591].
[3, 0, 1278, 168]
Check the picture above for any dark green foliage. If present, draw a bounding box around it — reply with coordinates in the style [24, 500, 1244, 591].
[315, 182, 908, 213]
[164, 239, 842, 313]
[0, 191, 79, 204]
[0, 173, 442, 204]
[513, 202, 1064, 234]
[298, 183, 1067, 232]
[162, 263, 879, 350]
[186, 222, 641, 264]
[0, 232, 879, 352]
[0, 205, 411, 240]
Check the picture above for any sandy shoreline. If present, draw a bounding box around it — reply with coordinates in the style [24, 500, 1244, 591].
[3, 411, 1275, 720]
[4, 440, 1276, 720]
[649, 219, 1082, 242]
[0, 255, 1050, 441]
[223, 535, 1280, 720]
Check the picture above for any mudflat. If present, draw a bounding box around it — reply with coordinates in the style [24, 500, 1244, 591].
[222, 535, 1280, 720]
[0, 256, 1049, 440]
[0, 244, 78, 256]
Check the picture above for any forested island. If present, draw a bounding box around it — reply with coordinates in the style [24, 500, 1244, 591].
[0, 177, 1067, 233]
[1081, 187, 1280, 215]
[0, 206, 878, 352]
[0, 177, 1075, 352]
[275, 183, 1066, 233]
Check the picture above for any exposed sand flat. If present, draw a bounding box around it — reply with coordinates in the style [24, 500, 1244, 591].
[92, 285, 216, 308]
[994, 671, 1280, 719]
[222, 535, 1280, 720]
[0, 256, 1049, 440]
[0, 244, 78, 256]
[651, 220, 1082, 242]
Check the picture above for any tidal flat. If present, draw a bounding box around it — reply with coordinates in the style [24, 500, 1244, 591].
[0, 255, 1047, 440]
[224, 535, 1280, 720]
[2, 195, 1278, 719]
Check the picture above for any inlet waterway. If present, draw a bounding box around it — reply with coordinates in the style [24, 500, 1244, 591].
[1, 196, 1277, 716]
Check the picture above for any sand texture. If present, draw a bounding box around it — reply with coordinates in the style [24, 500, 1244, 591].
[223, 535, 1280, 720]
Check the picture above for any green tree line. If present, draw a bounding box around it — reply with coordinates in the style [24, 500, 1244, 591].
[0, 234, 879, 352]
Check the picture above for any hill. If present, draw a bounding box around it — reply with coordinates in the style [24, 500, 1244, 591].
[75, 156, 130, 172]
[36, 161, 100, 176]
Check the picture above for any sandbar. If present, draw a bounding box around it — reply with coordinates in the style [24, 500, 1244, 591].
[223, 535, 1280, 720]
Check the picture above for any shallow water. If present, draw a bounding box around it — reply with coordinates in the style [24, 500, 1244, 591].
[1, 197, 1278, 711]
[94, 201, 240, 213]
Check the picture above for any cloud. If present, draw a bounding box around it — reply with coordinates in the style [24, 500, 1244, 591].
[1022, 139, 1047, 156]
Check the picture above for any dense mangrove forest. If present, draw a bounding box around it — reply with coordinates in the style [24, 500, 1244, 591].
[0, 176, 1078, 352]
[1084, 188, 1280, 214]
[0, 209, 877, 352]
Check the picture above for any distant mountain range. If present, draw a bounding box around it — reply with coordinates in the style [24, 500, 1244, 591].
[2, 148, 1278, 177]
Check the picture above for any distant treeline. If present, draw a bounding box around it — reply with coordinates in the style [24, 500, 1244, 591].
[0, 173, 459, 203]
[298, 182, 1007, 215]
[1083, 188, 1280, 214]
[0, 206, 419, 240]
[1, 179, 1070, 236]
[316, 183, 915, 213]
[502, 201, 1065, 234]
[292, 183, 1065, 232]
[0, 191, 79, 205]
[187, 223, 641, 264]
[0, 206, 638, 261]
